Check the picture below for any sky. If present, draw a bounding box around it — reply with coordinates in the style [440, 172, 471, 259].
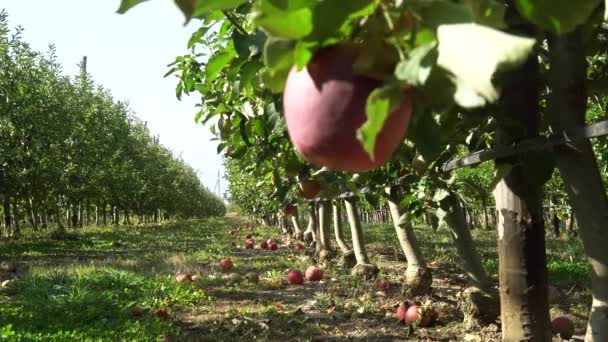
[1, 0, 228, 198]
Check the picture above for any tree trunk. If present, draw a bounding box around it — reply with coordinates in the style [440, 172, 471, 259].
[95, 204, 100, 226]
[547, 28, 608, 342]
[78, 201, 83, 227]
[316, 200, 333, 260]
[493, 21, 551, 341]
[124, 208, 131, 225]
[385, 186, 431, 296]
[2, 197, 10, 236]
[70, 203, 78, 228]
[54, 197, 65, 232]
[483, 196, 490, 230]
[443, 193, 499, 328]
[290, 207, 303, 240]
[549, 194, 560, 237]
[303, 202, 316, 243]
[114, 206, 119, 226]
[343, 196, 378, 278]
[102, 203, 107, 226]
[28, 198, 38, 231]
[332, 202, 350, 253]
[566, 209, 576, 237]
[12, 198, 20, 237]
[333, 202, 356, 268]
[85, 200, 91, 226]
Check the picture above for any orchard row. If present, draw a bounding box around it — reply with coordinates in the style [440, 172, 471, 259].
[0, 11, 225, 238]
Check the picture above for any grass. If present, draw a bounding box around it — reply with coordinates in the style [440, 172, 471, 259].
[363, 222, 591, 289]
[0, 217, 591, 341]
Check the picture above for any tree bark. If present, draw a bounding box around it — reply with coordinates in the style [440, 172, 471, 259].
[317, 199, 332, 261]
[547, 28, 608, 342]
[344, 196, 378, 278]
[28, 198, 38, 231]
[443, 194, 499, 327]
[114, 206, 119, 226]
[303, 202, 316, 243]
[12, 198, 20, 237]
[385, 186, 431, 296]
[102, 203, 107, 226]
[566, 209, 576, 237]
[482, 196, 490, 230]
[85, 199, 91, 226]
[332, 202, 350, 253]
[549, 194, 560, 237]
[2, 197, 10, 236]
[492, 21, 551, 341]
[95, 203, 100, 226]
[290, 208, 303, 240]
[444, 194, 492, 289]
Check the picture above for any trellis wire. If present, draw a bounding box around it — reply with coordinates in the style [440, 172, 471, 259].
[441, 119, 608, 172]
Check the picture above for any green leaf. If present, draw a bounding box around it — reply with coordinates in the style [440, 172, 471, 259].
[408, 111, 443, 162]
[514, 0, 601, 33]
[194, 110, 204, 123]
[252, 118, 266, 137]
[188, 26, 211, 49]
[307, 0, 378, 41]
[357, 84, 403, 160]
[240, 60, 263, 91]
[394, 42, 437, 86]
[233, 30, 267, 58]
[205, 49, 236, 83]
[216, 142, 226, 154]
[436, 23, 536, 108]
[464, 0, 506, 28]
[263, 38, 296, 71]
[261, 37, 296, 92]
[293, 41, 315, 69]
[194, 0, 249, 20]
[254, 0, 315, 39]
[432, 189, 450, 202]
[116, 0, 148, 14]
[241, 102, 255, 118]
[418, 0, 475, 29]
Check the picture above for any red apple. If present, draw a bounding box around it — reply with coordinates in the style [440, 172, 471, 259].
[298, 179, 321, 199]
[405, 305, 420, 325]
[294, 243, 305, 251]
[403, 305, 431, 327]
[260, 241, 269, 249]
[287, 270, 304, 284]
[283, 204, 296, 216]
[551, 316, 575, 339]
[283, 44, 412, 172]
[396, 303, 407, 323]
[305, 265, 323, 281]
[377, 279, 391, 290]
[219, 258, 233, 271]
[245, 241, 254, 249]
[269, 241, 278, 250]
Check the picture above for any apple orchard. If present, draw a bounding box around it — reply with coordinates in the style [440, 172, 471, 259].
[121, 0, 608, 341]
